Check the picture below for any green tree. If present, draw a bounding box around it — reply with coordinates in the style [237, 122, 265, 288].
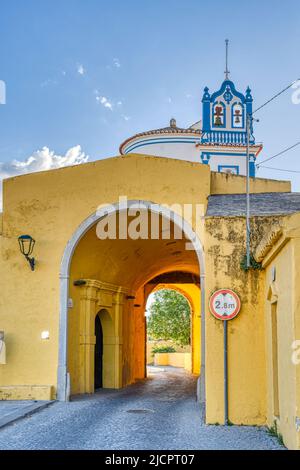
[147, 289, 191, 346]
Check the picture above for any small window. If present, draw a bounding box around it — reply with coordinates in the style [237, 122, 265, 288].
[218, 165, 239, 175]
[213, 103, 225, 127]
[232, 103, 244, 128]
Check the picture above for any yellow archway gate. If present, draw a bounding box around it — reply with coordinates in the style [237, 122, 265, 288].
[59, 201, 205, 408]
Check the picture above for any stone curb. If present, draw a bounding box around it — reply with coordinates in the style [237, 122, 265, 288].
[0, 401, 55, 430]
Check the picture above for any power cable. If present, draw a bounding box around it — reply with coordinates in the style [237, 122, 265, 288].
[256, 140, 300, 167]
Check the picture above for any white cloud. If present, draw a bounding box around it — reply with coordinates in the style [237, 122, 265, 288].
[113, 58, 121, 68]
[77, 64, 86, 75]
[0, 80, 6, 104]
[106, 58, 121, 70]
[122, 114, 130, 121]
[0, 145, 88, 210]
[95, 91, 113, 110]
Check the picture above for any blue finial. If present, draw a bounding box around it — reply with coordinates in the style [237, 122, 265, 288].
[202, 87, 210, 102]
[245, 86, 253, 102]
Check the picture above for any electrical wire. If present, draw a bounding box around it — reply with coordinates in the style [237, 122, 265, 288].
[256, 140, 300, 167]
[253, 80, 300, 168]
[252, 79, 300, 115]
[257, 165, 300, 174]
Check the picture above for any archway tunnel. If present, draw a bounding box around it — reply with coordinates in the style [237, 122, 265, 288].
[145, 279, 201, 376]
[66, 208, 202, 396]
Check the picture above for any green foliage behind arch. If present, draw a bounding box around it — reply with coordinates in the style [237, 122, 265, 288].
[147, 289, 191, 347]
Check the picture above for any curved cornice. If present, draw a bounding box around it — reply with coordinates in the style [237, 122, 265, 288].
[119, 128, 201, 154]
[210, 80, 246, 103]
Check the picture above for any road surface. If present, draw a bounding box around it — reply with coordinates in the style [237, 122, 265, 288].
[0, 367, 284, 450]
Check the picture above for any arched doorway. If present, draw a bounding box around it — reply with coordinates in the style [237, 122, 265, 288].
[94, 314, 103, 389]
[58, 200, 205, 415]
[146, 288, 193, 372]
[145, 278, 201, 375]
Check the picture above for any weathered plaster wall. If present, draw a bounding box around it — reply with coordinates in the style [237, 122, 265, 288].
[205, 215, 281, 425]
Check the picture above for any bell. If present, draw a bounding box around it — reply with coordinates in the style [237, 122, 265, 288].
[215, 117, 222, 126]
[235, 116, 240, 123]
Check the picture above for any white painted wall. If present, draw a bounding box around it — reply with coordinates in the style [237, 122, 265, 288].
[209, 155, 247, 175]
[124, 141, 201, 163]
[121, 134, 248, 176]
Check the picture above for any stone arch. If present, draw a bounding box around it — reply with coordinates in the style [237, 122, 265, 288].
[147, 283, 194, 310]
[57, 200, 206, 413]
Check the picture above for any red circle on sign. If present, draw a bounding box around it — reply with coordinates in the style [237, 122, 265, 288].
[209, 289, 241, 321]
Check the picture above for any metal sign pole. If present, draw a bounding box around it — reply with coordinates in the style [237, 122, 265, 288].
[224, 319, 228, 425]
[209, 289, 241, 426]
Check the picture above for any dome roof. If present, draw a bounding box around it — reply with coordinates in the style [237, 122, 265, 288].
[119, 119, 202, 154]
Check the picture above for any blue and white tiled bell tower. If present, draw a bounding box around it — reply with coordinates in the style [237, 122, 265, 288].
[198, 40, 262, 177]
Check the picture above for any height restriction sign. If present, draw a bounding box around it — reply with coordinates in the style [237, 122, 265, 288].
[209, 289, 241, 321]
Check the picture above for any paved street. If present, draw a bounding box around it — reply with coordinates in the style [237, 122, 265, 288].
[0, 400, 53, 429]
[0, 367, 284, 450]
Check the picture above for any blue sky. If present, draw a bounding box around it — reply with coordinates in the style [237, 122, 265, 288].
[0, 0, 300, 190]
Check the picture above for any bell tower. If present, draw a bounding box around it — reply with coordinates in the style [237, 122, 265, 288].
[199, 40, 261, 176]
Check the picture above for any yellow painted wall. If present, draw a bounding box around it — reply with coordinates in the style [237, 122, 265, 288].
[264, 241, 296, 447]
[0, 385, 53, 400]
[263, 213, 300, 449]
[0, 154, 208, 399]
[210, 171, 291, 195]
[294, 235, 300, 450]
[0, 151, 298, 448]
[153, 352, 191, 370]
[133, 286, 147, 382]
[146, 341, 190, 365]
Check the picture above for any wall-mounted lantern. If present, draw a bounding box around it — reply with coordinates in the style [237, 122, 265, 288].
[18, 235, 35, 271]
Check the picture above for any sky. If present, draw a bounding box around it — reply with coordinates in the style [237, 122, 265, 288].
[1, 0, 300, 204]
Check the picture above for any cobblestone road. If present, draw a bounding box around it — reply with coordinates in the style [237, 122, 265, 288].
[0, 367, 285, 450]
